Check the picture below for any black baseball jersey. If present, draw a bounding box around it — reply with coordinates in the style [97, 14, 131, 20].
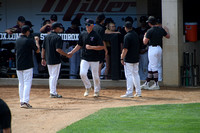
[42, 32, 63, 65]
[15, 35, 38, 70]
[93, 24, 106, 62]
[136, 27, 148, 50]
[120, 27, 136, 40]
[93, 24, 105, 40]
[123, 30, 140, 63]
[78, 30, 103, 61]
[146, 26, 167, 47]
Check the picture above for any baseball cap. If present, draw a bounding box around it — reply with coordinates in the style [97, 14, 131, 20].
[105, 18, 114, 25]
[125, 16, 133, 24]
[97, 13, 105, 20]
[85, 19, 94, 26]
[52, 22, 63, 29]
[71, 18, 81, 26]
[124, 21, 132, 28]
[25, 21, 34, 27]
[18, 16, 25, 23]
[21, 25, 30, 33]
[50, 14, 58, 21]
[146, 16, 156, 24]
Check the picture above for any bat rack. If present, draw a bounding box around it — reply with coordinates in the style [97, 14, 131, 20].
[181, 50, 199, 86]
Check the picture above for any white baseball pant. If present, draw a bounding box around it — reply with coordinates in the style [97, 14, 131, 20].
[148, 46, 162, 72]
[80, 59, 101, 93]
[17, 68, 33, 103]
[47, 63, 61, 95]
[124, 62, 141, 95]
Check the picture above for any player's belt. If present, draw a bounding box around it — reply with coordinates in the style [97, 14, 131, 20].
[151, 45, 159, 47]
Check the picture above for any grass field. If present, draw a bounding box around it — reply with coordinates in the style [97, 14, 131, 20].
[58, 103, 200, 133]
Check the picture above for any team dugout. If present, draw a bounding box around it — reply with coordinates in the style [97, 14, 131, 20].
[0, 32, 122, 80]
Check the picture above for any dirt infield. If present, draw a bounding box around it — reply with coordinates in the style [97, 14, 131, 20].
[0, 86, 200, 133]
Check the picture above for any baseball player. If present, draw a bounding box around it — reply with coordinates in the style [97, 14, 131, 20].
[120, 21, 141, 98]
[41, 22, 69, 98]
[136, 16, 149, 80]
[15, 25, 40, 108]
[65, 18, 81, 79]
[40, 14, 57, 33]
[68, 19, 104, 97]
[5, 16, 26, 34]
[141, 16, 170, 90]
[93, 13, 108, 77]
[156, 17, 168, 81]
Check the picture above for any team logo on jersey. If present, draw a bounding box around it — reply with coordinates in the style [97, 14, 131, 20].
[90, 37, 94, 41]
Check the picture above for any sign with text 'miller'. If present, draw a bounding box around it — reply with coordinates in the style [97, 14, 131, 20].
[41, 0, 136, 21]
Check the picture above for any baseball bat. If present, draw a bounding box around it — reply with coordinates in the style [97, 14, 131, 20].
[183, 52, 187, 86]
[185, 52, 189, 86]
[193, 49, 197, 86]
[194, 49, 196, 66]
[181, 66, 184, 86]
[190, 52, 193, 86]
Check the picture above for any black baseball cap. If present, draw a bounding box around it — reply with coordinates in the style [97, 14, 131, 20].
[125, 16, 133, 24]
[85, 19, 94, 25]
[105, 17, 114, 25]
[124, 21, 132, 28]
[21, 25, 30, 33]
[71, 18, 81, 26]
[146, 16, 156, 25]
[25, 21, 34, 27]
[18, 16, 25, 23]
[97, 13, 105, 20]
[50, 14, 57, 21]
[52, 22, 63, 29]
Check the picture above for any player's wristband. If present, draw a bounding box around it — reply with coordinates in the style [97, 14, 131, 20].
[120, 59, 123, 60]
[41, 58, 45, 60]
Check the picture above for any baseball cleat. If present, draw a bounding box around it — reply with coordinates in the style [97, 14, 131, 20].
[120, 94, 134, 98]
[84, 88, 92, 97]
[21, 103, 32, 109]
[50, 94, 62, 98]
[148, 83, 160, 90]
[140, 82, 150, 90]
[20, 102, 24, 108]
[93, 92, 99, 97]
[134, 93, 142, 97]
